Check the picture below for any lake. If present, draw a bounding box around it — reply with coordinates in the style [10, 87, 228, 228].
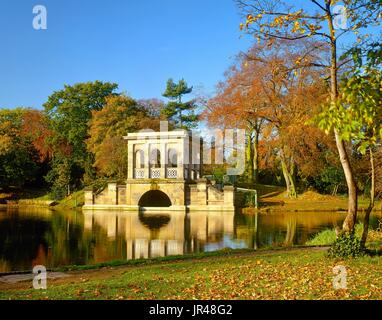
[0, 208, 381, 272]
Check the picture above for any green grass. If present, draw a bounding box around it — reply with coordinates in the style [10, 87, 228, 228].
[306, 229, 338, 246]
[1, 248, 382, 300]
[306, 223, 382, 248]
[54, 190, 84, 209]
[1, 188, 85, 209]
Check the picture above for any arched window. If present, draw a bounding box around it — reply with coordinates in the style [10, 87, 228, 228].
[135, 150, 144, 169]
[150, 148, 161, 168]
[168, 149, 178, 168]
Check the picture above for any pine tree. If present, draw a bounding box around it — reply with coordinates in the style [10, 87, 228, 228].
[162, 78, 199, 129]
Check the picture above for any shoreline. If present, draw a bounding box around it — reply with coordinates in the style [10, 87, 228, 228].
[2, 203, 381, 214]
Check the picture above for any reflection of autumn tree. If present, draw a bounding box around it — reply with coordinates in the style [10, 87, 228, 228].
[43, 211, 125, 266]
[284, 217, 297, 246]
[0, 215, 49, 271]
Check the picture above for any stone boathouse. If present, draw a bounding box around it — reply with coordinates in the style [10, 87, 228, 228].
[83, 130, 235, 212]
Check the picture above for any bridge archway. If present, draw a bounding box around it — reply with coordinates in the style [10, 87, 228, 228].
[138, 190, 172, 207]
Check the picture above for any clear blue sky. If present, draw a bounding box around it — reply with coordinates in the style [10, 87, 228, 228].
[1, 1, 380, 110]
[0, 0, 252, 109]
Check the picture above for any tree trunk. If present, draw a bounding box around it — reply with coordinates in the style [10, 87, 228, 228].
[288, 162, 297, 198]
[280, 151, 297, 198]
[253, 128, 259, 184]
[334, 131, 358, 233]
[327, 8, 358, 234]
[361, 149, 375, 248]
[245, 132, 255, 185]
[281, 157, 291, 195]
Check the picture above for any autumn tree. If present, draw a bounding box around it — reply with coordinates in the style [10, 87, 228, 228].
[206, 39, 334, 197]
[21, 109, 53, 163]
[205, 55, 264, 185]
[237, 0, 382, 232]
[0, 108, 42, 188]
[162, 79, 199, 129]
[87, 95, 160, 179]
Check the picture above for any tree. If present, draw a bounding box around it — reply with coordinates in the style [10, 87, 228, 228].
[318, 43, 382, 247]
[206, 39, 333, 197]
[43, 81, 118, 191]
[137, 98, 166, 118]
[205, 55, 264, 185]
[0, 108, 40, 188]
[238, 0, 382, 233]
[87, 95, 160, 179]
[162, 78, 199, 129]
[21, 109, 53, 163]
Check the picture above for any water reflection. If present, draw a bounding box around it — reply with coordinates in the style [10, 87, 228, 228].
[83, 211, 235, 261]
[0, 208, 381, 272]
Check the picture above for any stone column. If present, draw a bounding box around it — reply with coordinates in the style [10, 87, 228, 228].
[178, 140, 185, 179]
[108, 182, 117, 205]
[144, 143, 150, 179]
[84, 188, 94, 205]
[196, 179, 207, 205]
[125, 183, 131, 205]
[224, 186, 235, 206]
[160, 143, 166, 179]
[127, 142, 134, 179]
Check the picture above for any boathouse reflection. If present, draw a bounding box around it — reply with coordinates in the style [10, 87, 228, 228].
[83, 211, 235, 261]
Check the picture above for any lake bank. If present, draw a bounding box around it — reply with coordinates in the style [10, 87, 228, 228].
[1, 246, 382, 300]
[1, 185, 381, 213]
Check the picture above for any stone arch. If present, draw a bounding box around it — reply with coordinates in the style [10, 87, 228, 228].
[168, 148, 178, 168]
[138, 190, 172, 207]
[135, 149, 144, 169]
[150, 148, 161, 168]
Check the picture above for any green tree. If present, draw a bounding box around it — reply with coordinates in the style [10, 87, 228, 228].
[162, 78, 199, 129]
[43, 81, 118, 192]
[318, 43, 382, 246]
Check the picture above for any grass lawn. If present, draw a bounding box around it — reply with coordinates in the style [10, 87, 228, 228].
[248, 185, 382, 212]
[0, 188, 84, 209]
[1, 248, 382, 300]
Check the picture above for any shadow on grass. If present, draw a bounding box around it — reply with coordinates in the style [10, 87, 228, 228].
[365, 247, 382, 257]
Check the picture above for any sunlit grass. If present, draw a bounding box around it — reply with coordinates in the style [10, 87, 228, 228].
[1, 249, 382, 300]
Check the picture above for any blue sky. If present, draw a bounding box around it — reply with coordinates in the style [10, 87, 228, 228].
[1, 1, 380, 110]
[0, 0, 252, 109]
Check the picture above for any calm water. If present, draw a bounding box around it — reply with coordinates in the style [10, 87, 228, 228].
[0, 208, 381, 272]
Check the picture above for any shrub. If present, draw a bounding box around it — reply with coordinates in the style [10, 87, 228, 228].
[244, 191, 258, 207]
[49, 185, 67, 200]
[327, 233, 364, 258]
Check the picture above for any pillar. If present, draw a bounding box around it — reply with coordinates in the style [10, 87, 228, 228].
[224, 186, 235, 206]
[84, 189, 94, 205]
[108, 183, 117, 205]
[144, 143, 149, 178]
[160, 142, 166, 179]
[127, 142, 134, 179]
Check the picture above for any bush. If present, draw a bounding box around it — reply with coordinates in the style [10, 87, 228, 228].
[327, 233, 364, 258]
[244, 191, 258, 207]
[49, 185, 67, 200]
